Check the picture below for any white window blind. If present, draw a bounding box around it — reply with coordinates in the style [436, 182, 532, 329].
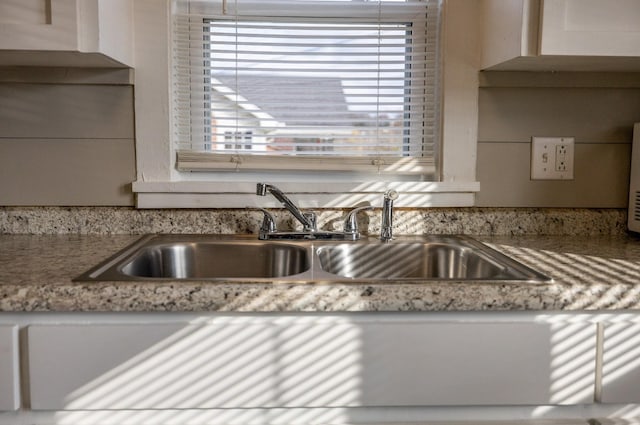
[172, 0, 441, 177]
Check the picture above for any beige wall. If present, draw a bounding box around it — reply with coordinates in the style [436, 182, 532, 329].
[477, 71, 640, 207]
[1, 67, 638, 208]
[0, 67, 135, 206]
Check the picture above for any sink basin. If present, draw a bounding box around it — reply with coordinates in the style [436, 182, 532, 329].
[75, 234, 551, 283]
[316, 238, 541, 280]
[122, 242, 310, 279]
[75, 235, 311, 281]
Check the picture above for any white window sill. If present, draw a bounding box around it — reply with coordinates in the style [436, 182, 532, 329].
[132, 181, 480, 208]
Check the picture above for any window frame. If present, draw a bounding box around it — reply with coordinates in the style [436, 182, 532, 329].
[175, 1, 436, 175]
[132, 0, 480, 208]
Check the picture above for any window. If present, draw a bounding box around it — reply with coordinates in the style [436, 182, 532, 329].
[172, 0, 441, 177]
[131, 0, 481, 208]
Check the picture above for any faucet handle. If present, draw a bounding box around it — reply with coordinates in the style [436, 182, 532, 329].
[252, 207, 277, 235]
[302, 211, 317, 232]
[344, 206, 374, 234]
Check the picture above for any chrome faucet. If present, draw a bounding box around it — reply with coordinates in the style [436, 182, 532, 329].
[254, 182, 371, 240]
[343, 206, 374, 235]
[380, 189, 399, 242]
[256, 183, 316, 231]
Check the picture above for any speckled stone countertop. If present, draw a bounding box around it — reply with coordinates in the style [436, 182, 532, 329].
[2, 233, 640, 312]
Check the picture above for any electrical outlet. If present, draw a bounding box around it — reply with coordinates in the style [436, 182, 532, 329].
[555, 144, 568, 171]
[531, 137, 575, 180]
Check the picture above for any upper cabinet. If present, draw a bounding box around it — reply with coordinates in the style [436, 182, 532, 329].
[0, 0, 133, 67]
[539, 0, 640, 57]
[481, 0, 640, 71]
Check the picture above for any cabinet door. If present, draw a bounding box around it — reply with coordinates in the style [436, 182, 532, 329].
[0, 0, 133, 66]
[0, 0, 79, 51]
[28, 323, 194, 410]
[356, 320, 596, 406]
[27, 317, 597, 410]
[540, 0, 640, 56]
[601, 322, 640, 403]
[0, 325, 20, 411]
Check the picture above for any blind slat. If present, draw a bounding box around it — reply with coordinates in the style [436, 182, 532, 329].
[182, 41, 429, 48]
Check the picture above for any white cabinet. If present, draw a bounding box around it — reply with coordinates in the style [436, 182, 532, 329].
[539, 0, 640, 57]
[0, 325, 20, 411]
[481, 0, 640, 71]
[0, 0, 133, 67]
[26, 316, 596, 410]
[601, 321, 640, 403]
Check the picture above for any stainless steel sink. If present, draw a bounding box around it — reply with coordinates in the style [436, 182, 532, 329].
[315, 237, 546, 280]
[75, 235, 311, 281]
[75, 234, 551, 283]
[122, 242, 309, 279]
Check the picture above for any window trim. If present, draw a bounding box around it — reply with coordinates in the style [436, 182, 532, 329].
[132, 0, 480, 208]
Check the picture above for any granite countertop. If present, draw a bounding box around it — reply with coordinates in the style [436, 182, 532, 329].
[1, 233, 640, 312]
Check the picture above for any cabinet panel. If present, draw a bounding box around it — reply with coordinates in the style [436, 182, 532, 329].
[0, 0, 49, 25]
[358, 321, 596, 406]
[480, 0, 539, 70]
[0, 0, 78, 51]
[0, 0, 133, 67]
[28, 322, 288, 410]
[481, 0, 640, 70]
[0, 325, 20, 411]
[540, 0, 640, 57]
[601, 322, 640, 403]
[27, 318, 597, 410]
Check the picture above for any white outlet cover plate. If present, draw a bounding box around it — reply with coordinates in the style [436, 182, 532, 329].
[530, 137, 575, 180]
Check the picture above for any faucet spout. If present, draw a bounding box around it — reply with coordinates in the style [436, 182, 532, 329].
[256, 183, 315, 231]
[380, 189, 398, 242]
